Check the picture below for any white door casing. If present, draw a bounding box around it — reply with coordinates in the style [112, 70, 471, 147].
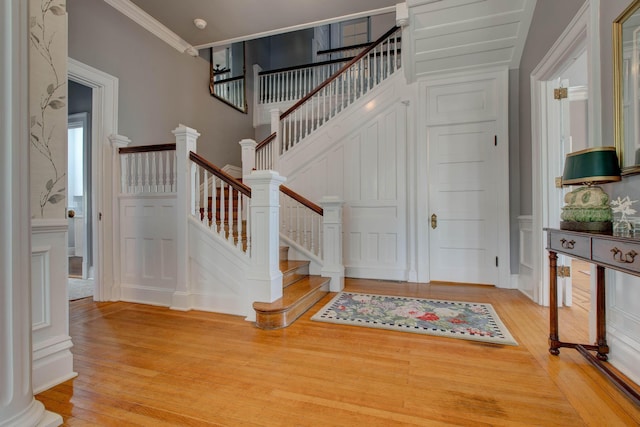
[67, 58, 119, 301]
[530, 2, 593, 306]
[416, 68, 510, 287]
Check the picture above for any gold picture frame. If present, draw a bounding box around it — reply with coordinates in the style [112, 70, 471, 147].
[614, 0, 640, 176]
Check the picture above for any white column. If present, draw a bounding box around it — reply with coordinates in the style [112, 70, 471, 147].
[320, 196, 345, 292]
[244, 170, 286, 313]
[0, 0, 61, 424]
[270, 108, 280, 171]
[171, 124, 199, 311]
[239, 138, 256, 178]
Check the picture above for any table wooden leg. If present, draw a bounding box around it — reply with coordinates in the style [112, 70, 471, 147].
[595, 265, 609, 361]
[548, 250, 560, 355]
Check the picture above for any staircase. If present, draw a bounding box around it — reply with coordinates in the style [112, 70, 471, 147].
[253, 245, 330, 329]
[200, 188, 247, 248]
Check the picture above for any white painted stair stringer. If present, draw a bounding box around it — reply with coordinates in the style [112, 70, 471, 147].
[186, 217, 253, 318]
[276, 71, 411, 281]
[278, 71, 408, 180]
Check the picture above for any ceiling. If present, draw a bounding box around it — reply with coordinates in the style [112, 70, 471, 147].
[127, 0, 399, 48]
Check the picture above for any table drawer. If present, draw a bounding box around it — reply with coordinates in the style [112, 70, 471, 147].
[593, 238, 640, 274]
[548, 231, 591, 259]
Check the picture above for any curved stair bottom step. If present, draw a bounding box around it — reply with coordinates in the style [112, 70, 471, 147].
[253, 276, 330, 330]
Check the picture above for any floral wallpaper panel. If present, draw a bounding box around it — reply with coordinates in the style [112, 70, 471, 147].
[29, 0, 67, 218]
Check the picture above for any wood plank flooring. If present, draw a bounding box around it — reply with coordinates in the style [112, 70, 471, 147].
[36, 279, 640, 426]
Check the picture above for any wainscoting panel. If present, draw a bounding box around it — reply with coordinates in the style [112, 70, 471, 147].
[280, 75, 408, 280]
[607, 272, 640, 385]
[119, 195, 177, 305]
[31, 219, 76, 393]
[31, 245, 51, 330]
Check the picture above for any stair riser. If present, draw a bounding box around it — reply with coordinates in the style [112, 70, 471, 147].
[283, 264, 310, 288]
[254, 281, 329, 330]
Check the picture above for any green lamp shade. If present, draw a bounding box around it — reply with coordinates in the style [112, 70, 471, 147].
[562, 146, 621, 185]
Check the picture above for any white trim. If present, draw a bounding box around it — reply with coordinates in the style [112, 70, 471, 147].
[68, 58, 119, 302]
[195, 6, 396, 49]
[569, 85, 588, 101]
[530, 2, 593, 306]
[1, 0, 61, 424]
[103, 0, 198, 56]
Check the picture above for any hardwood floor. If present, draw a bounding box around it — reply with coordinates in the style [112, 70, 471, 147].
[37, 279, 640, 426]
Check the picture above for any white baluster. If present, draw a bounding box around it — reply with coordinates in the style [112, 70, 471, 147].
[190, 162, 197, 216]
[143, 152, 150, 192]
[203, 170, 209, 226]
[194, 164, 201, 219]
[236, 189, 242, 249]
[121, 154, 129, 193]
[219, 180, 225, 235]
[150, 151, 157, 192]
[158, 151, 165, 192]
[303, 205, 308, 249]
[228, 184, 234, 243]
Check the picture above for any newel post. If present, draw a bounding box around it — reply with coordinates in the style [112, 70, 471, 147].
[239, 138, 256, 178]
[320, 196, 345, 292]
[270, 108, 280, 171]
[243, 170, 286, 309]
[172, 124, 200, 311]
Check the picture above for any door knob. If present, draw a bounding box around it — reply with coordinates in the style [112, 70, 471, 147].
[67, 209, 75, 218]
[431, 213, 437, 229]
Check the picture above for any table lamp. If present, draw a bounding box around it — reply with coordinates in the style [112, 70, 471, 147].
[560, 146, 621, 232]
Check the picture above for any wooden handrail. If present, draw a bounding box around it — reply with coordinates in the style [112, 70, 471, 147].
[119, 143, 176, 154]
[258, 57, 355, 76]
[189, 151, 251, 197]
[280, 185, 323, 216]
[212, 74, 244, 84]
[280, 25, 400, 121]
[255, 132, 277, 151]
[317, 41, 372, 56]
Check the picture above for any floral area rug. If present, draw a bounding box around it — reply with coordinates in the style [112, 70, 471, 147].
[311, 292, 518, 346]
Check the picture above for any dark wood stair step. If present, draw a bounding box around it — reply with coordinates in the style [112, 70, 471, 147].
[253, 276, 330, 330]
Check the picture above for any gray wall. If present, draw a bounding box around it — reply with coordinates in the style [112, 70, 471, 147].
[68, 0, 253, 167]
[517, 0, 587, 216]
[68, 80, 92, 115]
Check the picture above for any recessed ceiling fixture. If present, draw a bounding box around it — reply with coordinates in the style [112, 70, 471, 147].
[193, 18, 207, 30]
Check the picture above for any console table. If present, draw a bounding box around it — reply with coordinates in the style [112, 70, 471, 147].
[545, 228, 640, 406]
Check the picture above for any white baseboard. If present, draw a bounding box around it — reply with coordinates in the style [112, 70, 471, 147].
[607, 329, 640, 386]
[32, 335, 77, 394]
[120, 284, 173, 307]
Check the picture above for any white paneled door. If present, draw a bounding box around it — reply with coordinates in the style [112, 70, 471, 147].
[428, 121, 499, 285]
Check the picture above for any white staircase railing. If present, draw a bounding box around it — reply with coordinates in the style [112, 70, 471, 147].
[118, 144, 177, 194]
[115, 127, 345, 316]
[210, 75, 246, 112]
[189, 152, 251, 254]
[280, 185, 323, 258]
[258, 59, 351, 105]
[255, 26, 401, 166]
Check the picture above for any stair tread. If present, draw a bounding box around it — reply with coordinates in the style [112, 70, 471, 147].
[280, 260, 309, 274]
[253, 275, 329, 313]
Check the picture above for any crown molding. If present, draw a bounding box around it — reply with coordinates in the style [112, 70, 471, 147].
[195, 6, 396, 49]
[103, 0, 198, 56]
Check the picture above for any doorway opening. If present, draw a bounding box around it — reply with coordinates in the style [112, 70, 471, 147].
[67, 57, 120, 302]
[68, 80, 94, 300]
